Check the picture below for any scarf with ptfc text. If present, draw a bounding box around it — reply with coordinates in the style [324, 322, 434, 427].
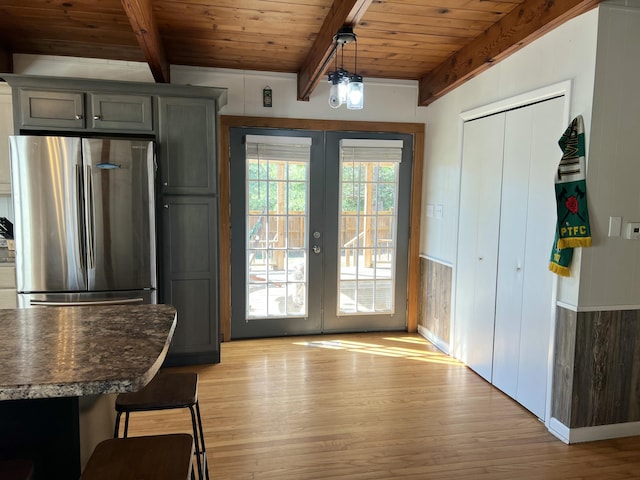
[549, 115, 592, 277]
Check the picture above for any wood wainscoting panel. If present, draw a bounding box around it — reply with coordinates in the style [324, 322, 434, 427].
[551, 306, 577, 426]
[418, 257, 451, 347]
[571, 309, 640, 428]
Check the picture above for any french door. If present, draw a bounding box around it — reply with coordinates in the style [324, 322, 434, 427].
[230, 128, 412, 338]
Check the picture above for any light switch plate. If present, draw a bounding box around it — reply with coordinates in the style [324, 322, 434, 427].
[426, 204, 434, 217]
[609, 216, 622, 237]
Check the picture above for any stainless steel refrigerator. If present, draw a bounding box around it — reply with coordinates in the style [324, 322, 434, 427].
[10, 136, 157, 307]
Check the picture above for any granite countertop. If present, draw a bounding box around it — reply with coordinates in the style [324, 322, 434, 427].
[0, 304, 177, 400]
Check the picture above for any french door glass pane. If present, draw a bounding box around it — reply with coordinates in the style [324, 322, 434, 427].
[245, 139, 310, 319]
[338, 142, 401, 315]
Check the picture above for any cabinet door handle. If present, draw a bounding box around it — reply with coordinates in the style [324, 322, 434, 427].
[93, 115, 102, 120]
[75, 114, 83, 120]
[164, 181, 168, 186]
[164, 204, 169, 209]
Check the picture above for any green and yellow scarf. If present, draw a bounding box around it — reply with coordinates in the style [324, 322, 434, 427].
[549, 115, 592, 277]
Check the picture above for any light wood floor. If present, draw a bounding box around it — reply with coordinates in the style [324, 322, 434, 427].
[126, 333, 640, 479]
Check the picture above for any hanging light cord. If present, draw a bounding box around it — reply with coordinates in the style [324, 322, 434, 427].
[354, 37, 358, 75]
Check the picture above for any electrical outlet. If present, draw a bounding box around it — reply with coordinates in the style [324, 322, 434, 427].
[626, 223, 640, 239]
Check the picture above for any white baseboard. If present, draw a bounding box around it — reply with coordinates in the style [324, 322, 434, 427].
[549, 417, 640, 444]
[548, 417, 570, 443]
[417, 325, 450, 355]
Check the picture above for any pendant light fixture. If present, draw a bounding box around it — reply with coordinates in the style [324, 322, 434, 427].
[327, 26, 364, 110]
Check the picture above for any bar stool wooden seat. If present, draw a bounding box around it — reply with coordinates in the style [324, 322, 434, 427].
[114, 372, 209, 480]
[81, 434, 193, 480]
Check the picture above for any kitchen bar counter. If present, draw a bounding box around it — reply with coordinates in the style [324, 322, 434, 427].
[0, 304, 176, 400]
[0, 304, 177, 479]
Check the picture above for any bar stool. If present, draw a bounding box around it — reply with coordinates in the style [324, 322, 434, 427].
[81, 434, 193, 480]
[114, 372, 209, 480]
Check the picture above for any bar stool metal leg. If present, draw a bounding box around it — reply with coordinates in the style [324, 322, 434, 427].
[123, 412, 131, 437]
[114, 411, 122, 438]
[195, 401, 209, 480]
[188, 405, 203, 480]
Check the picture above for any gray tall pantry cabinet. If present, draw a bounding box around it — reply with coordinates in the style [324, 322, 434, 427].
[159, 97, 220, 364]
[2, 74, 227, 366]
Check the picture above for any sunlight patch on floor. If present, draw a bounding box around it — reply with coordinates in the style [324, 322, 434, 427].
[293, 337, 464, 366]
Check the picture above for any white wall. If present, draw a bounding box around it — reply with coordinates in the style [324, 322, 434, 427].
[577, 1, 640, 309]
[13, 55, 155, 83]
[421, 9, 599, 307]
[0, 84, 14, 222]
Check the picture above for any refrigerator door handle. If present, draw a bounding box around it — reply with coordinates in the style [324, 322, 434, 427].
[30, 297, 145, 306]
[76, 164, 86, 271]
[86, 165, 95, 270]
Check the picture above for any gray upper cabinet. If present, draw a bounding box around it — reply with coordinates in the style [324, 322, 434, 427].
[159, 97, 217, 195]
[18, 88, 153, 132]
[20, 89, 85, 129]
[89, 93, 153, 131]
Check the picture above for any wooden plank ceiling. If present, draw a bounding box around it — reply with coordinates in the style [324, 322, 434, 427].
[0, 0, 603, 105]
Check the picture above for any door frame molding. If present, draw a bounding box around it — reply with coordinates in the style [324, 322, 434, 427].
[218, 116, 425, 341]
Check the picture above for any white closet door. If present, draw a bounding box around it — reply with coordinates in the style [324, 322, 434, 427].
[456, 113, 505, 382]
[492, 105, 533, 398]
[517, 96, 564, 419]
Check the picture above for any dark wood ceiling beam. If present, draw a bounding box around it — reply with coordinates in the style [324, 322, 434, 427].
[0, 44, 12, 73]
[418, 0, 604, 106]
[297, 0, 373, 101]
[120, 0, 170, 83]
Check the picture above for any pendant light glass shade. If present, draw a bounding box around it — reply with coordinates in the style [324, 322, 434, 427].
[346, 75, 364, 110]
[338, 77, 349, 104]
[328, 71, 342, 108]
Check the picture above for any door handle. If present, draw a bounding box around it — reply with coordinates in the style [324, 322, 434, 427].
[86, 165, 95, 269]
[76, 165, 86, 271]
[312, 245, 321, 254]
